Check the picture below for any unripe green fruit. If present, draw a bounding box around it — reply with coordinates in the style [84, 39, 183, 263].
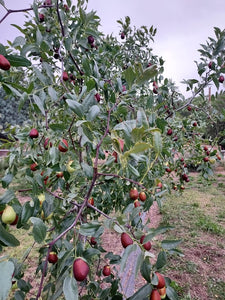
[2, 205, 17, 224]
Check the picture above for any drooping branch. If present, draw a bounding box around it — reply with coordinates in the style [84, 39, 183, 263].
[0, 4, 53, 24]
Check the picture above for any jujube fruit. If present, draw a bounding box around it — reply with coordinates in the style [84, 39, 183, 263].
[150, 289, 161, 300]
[29, 128, 39, 139]
[155, 272, 166, 289]
[129, 188, 139, 200]
[121, 232, 133, 248]
[1, 205, 17, 224]
[73, 258, 89, 281]
[139, 191, 147, 201]
[140, 235, 151, 251]
[102, 265, 111, 276]
[0, 54, 10, 70]
[48, 252, 58, 264]
[58, 139, 68, 152]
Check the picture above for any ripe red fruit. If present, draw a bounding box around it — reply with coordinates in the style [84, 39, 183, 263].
[129, 188, 139, 200]
[39, 13, 45, 23]
[140, 235, 151, 251]
[102, 265, 111, 276]
[88, 197, 94, 206]
[112, 151, 118, 163]
[88, 35, 94, 45]
[64, 4, 69, 11]
[90, 237, 97, 245]
[29, 128, 39, 139]
[48, 252, 58, 264]
[167, 129, 173, 136]
[56, 171, 63, 178]
[187, 106, 192, 111]
[165, 167, 171, 173]
[150, 289, 161, 300]
[10, 215, 19, 226]
[73, 258, 89, 281]
[155, 272, 166, 289]
[121, 232, 133, 248]
[203, 157, 209, 162]
[193, 122, 197, 127]
[204, 146, 208, 151]
[180, 157, 184, 162]
[219, 75, 224, 83]
[134, 199, 141, 208]
[58, 139, 68, 152]
[63, 71, 69, 81]
[208, 61, 213, 69]
[139, 191, 147, 202]
[182, 174, 189, 182]
[153, 87, 158, 94]
[0, 54, 10, 70]
[121, 32, 125, 39]
[30, 163, 38, 171]
[44, 138, 52, 150]
[95, 93, 101, 102]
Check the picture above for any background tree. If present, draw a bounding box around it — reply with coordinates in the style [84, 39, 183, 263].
[0, 0, 224, 299]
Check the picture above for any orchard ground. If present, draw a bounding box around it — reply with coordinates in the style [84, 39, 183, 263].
[0, 161, 224, 300]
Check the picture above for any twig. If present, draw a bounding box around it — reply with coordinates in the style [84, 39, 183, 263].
[97, 172, 147, 190]
[0, 4, 53, 24]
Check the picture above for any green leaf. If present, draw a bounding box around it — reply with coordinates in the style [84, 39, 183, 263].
[83, 247, 101, 259]
[0, 190, 15, 204]
[0, 43, 6, 55]
[128, 163, 140, 177]
[33, 95, 45, 115]
[152, 129, 162, 154]
[30, 217, 47, 244]
[20, 202, 34, 225]
[66, 99, 83, 117]
[6, 55, 31, 67]
[123, 66, 136, 88]
[137, 108, 149, 129]
[2, 83, 21, 97]
[0, 260, 14, 300]
[1, 173, 13, 188]
[87, 105, 100, 121]
[49, 123, 68, 131]
[161, 239, 182, 250]
[127, 283, 151, 300]
[155, 251, 167, 270]
[140, 258, 152, 282]
[82, 90, 96, 112]
[166, 286, 179, 300]
[33, 66, 47, 85]
[0, 223, 20, 247]
[81, 162, 93, 178]
[82, 57, 92, 76]
[48, 86, 58, 101]
[136, 65, 157, 85]
[124, 142, 151, 158]
[131, 127, 145, 143]
[120, 244, 137, 272]
[79, 222, 101, 236]
[63, 276, 78, 300]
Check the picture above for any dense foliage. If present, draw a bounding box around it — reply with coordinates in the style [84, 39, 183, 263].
[0, 0, 224, 299]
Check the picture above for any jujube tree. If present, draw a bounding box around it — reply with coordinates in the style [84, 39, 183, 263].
[0, 0, 224, 299]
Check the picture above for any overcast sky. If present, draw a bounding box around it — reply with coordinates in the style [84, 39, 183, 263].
[1, 0, 225, 95]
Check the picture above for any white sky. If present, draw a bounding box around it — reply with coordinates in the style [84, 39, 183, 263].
[1, 0, 225, 94]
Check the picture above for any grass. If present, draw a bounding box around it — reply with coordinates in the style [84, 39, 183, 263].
[159, 174, 225, 300]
